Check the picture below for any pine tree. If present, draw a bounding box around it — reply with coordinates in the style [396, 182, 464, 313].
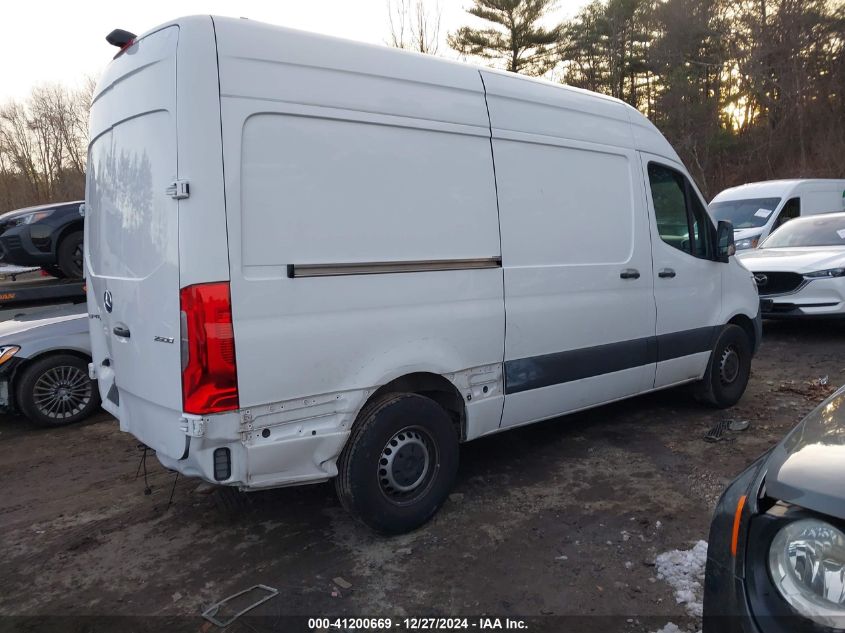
[562, 0, 655, 110]
[447, 0, 561, 75]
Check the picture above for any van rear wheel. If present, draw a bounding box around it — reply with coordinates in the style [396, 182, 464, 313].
[693, 324, 752, 409]
[335, 393, 459, 534]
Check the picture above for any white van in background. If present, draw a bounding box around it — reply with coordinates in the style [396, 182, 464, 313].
[86, 16, 761, 534]
[710, 179, 845, 250]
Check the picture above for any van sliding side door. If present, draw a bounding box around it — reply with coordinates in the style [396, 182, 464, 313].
[494, 136, 658, 428]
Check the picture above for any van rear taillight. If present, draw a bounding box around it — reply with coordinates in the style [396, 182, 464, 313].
[179, 282, 239, 415]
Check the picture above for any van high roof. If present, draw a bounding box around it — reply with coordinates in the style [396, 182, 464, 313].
[712, 179, 845, 203]
[99, 15, 681, 165]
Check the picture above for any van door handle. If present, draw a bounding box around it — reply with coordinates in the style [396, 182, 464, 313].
[658, 268, 676, 279]
[620, 269, 640, 280]
[113, 326, 131, 339]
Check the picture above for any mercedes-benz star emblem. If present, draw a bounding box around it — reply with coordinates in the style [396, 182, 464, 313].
[753, 274, 768, 287]
[104, 290, 113, 313]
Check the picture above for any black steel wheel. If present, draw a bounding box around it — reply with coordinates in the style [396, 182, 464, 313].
[377, 425, 438, 505]
[335, 393, 459, 534]
[694, 324, 752, 409]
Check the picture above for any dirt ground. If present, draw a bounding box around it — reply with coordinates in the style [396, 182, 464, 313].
[1, 319, 842, 633]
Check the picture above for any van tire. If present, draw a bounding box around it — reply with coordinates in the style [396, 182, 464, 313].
[693, 324, 752, 409]
[335, 392, 459, 534]
[16, 354, 101, 427]
[56, 231, 84, 279]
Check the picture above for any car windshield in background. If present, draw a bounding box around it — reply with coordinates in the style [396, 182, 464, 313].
[761, 216, 845, 248]
[709, 197, 781, 229]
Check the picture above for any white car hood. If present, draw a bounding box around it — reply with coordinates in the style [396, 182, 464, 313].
[737, 247, 845, 274]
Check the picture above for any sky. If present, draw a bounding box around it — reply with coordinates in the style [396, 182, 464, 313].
[0, 0, 589, 102]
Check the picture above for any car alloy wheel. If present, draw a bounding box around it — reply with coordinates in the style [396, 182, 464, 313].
[33, 364, 92, 420]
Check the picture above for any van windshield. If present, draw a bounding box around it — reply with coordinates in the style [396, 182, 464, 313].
[709, 197, 781, 229]
[761, 215, 845, 248]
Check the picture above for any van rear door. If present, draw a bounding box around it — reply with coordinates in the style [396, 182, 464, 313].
[86, 25, 185, 459]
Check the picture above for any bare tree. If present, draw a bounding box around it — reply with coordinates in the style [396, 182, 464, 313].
[0, 101, 42, 201]
[387, 0, 442, 54]
[0, 80, 91, 212]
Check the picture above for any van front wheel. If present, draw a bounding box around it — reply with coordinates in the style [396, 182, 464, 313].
[694, 324, 752, 409]
[335, 393, 459, 534]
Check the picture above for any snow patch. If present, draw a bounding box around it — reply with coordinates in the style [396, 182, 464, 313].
[0, 264, 37, 275]
[655, 540, 708, 618]
[653, 624, 684, 633]
[651, 622, 702, 633]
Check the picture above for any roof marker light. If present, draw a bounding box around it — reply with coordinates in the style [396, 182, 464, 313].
[106, 29, 137, 59]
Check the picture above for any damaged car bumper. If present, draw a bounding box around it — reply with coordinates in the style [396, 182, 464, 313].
[0, 355, 23, 414]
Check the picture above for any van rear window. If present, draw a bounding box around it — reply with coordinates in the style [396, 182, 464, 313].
[87, 112, 175, 279]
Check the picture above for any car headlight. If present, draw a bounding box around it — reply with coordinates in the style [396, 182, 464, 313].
[735, 235, 760, 250]
[11, 209, 54, 226]
[0, 345, 20, 366]
[805, 268, 845, 279]
[768, 518, 845, 628]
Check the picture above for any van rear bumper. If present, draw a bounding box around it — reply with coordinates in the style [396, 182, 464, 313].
[155, 418, 350, 489]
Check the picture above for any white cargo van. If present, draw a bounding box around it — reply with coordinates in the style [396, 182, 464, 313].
[86, 16, 761, 533]
[710, 179, 845, 250]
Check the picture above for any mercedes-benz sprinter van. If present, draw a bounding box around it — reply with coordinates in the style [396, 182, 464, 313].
[710, 179, 845, 250]
[86, 16, 761, 533]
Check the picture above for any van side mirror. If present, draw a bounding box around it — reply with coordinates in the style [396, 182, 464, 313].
[716, 220, 736, 262]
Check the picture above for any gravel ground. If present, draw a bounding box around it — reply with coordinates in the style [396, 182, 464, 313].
[0, 319, 842, 633]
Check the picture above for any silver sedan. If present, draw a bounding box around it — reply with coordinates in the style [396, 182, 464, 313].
[0, 304, 99, 426]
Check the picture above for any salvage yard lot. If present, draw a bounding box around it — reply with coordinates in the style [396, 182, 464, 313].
[1, 320, 842, 632]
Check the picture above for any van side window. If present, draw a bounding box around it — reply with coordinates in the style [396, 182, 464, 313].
[775, 197, 800, 228]
[647, 163, 712, 259]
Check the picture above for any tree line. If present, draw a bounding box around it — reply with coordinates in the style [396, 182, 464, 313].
[443, 0, 845, 197]
[1, 1, 841, 213]
[0, 81, 92, 213]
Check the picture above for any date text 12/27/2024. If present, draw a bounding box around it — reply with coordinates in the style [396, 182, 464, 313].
[307, 618, 528, 630]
